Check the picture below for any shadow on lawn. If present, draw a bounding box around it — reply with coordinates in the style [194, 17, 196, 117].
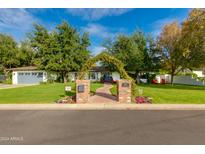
[138, 84, 205, 91]
[60, 91, 76, 97]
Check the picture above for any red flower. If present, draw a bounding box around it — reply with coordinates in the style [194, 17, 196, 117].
[135, 96, 145, 104]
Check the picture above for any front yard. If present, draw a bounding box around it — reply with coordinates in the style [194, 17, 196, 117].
[110, 84, 205, 104]
[0, 82, 103, 104]
[1, 82, 205, 104]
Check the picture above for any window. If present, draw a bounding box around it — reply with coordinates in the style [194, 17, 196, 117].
[37, 72, 43, 78]
[89, 72, 96, 80]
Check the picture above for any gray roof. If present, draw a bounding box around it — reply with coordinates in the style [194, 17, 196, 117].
[6, 66, 38, 71]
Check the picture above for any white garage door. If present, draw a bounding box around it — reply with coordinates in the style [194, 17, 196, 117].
[17, 72, 43, 84]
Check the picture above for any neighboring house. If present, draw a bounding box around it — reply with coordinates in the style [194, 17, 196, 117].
[7, 66, 47, 85]
[155, 69, 205, 86]
[8, 66, 120, 85]
[192, 70, 205, 77]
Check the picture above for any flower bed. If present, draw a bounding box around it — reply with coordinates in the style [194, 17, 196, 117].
[135, 96, 152, 104]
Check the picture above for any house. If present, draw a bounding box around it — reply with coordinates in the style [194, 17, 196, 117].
[7, 66, 47, 85]
[155, 69, 205, 86]
[8, 66, 120, 85]
[68, 66, 120, 82]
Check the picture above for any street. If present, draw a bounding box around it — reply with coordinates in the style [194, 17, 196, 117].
[0, 110, 205, 144]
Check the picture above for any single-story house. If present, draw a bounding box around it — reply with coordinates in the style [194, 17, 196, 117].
[155, 69, 205, 86]
[7, 66, 120, 85]
[68, 66, 120, 82]
[7, 66, 47, 85]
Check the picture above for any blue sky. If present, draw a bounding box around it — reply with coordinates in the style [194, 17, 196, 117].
[0, 8, 190, 55]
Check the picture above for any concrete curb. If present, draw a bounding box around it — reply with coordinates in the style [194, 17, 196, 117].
[1, 104, 205, 110]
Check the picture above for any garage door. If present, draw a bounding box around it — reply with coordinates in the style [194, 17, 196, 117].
[17, 72, 43, 84]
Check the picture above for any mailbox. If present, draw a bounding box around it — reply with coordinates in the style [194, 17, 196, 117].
[78, 85, 85, 93]
[122, 82, 129, 87]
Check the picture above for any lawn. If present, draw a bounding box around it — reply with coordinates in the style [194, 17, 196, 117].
[110, 84, 205, 104]
[1, 82, 205, 104]
[0, 82, 103, 104]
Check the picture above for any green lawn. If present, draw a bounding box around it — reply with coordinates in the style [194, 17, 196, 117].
[0, 82, 103, 104]
[110, 84, 205, 104]
[1, 82, 205, 104]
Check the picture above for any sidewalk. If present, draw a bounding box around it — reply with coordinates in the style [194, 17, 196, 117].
[89, 83, 117, 103]
[0, 84, 36, 89]
[1, 104, 205, 110]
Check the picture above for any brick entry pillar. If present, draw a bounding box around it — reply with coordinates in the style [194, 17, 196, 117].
[76, 80, 90, 103]
[117, 80, 131, 103]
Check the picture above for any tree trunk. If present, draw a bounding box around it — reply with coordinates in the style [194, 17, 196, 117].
[170, 73, 174, 86]
[62, 72, 68, 83]
[63, 75, 67, 83]
[59, 71, 68, 83]
[135, 71, 140, 84]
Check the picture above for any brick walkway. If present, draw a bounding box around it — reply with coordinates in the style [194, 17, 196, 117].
[89, 83, 117, 103]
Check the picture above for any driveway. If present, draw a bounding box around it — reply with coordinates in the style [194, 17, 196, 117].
[1, 110, 205, 144]
[0, 84, 36, 89]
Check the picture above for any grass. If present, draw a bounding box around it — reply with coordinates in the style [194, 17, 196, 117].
[110, 83, 205, 104]
[1, 82, 205, 104]
[0, 82, 103, 104]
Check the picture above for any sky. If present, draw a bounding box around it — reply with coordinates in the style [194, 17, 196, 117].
[0, 8, 190, 55]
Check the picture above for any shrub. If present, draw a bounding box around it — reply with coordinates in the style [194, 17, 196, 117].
[5, 78, 12, 84]
[135, 96, 152, 104]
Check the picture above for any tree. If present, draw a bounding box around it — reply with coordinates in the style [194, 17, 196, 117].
[146, 34, 162, 71]
[180, 9, 205, 69]
[29, 21, 90, 83]
[0, 34, 19, 71]
[18, 41, 35, 66]
[103, 31, 150, 83]
[157, 21, 182, 84]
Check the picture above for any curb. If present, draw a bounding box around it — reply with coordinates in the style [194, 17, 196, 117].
[1, 104, 205, 110]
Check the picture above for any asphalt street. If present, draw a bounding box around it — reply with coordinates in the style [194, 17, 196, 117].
[0, 110, 205, 144]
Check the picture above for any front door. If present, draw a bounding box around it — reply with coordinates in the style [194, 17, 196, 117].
[102, 72, 113, 83]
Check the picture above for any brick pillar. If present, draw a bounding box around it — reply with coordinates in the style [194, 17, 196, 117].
[117, 80, 131, 103]
[76, 80, 90, 103]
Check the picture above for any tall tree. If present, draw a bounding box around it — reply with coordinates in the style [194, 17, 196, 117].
[18, 41, 35, 66]
[157, 21, 182, 84]
[180, 9, 205, 69]
[0, 34, 19, 71]
[146, 34, 162, 71]
[103, 31, 154, 82]
[29, 21, 90, 83]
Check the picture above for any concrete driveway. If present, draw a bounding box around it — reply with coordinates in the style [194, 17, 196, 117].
[0, 84, 36, 89]
[1, 110, 205, 144]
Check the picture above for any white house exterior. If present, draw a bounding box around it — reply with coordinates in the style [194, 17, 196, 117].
[155, 74, 171, 83]
[193, 70, 205, 77]
[155, 69, 205, 86]
[8, 66, 120, 84]
[8, 66, 47, 85]
[68, 67, 120, 81]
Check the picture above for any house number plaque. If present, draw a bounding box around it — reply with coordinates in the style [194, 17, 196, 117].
[78, 85, 85, 93]
[122, 82, 129, 87]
